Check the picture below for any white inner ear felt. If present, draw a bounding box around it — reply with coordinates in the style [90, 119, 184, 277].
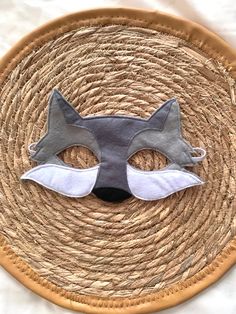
[21, 164, 99, 198]
[127, 164, 204, 201]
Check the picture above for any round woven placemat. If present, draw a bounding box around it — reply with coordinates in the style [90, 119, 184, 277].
[0, 7, 236, 314]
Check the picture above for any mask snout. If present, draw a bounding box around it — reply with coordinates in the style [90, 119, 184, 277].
[92, 187, 131, 202]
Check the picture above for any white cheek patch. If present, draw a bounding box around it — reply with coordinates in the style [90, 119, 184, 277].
[21, 164, 99, 198]
[127, 165, 204, 201]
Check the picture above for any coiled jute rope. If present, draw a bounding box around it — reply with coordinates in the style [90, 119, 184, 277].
[0, 17, 236, 305]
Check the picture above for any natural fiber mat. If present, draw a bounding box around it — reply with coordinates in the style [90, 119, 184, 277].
[1, 7, 236, 314]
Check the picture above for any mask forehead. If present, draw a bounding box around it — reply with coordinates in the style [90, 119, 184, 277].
[82, 116, 145, 147]
[80, 98, 176, 154]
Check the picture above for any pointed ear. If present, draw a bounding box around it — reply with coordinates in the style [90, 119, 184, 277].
[48, 89, 82, 128]
[162, 99, 181, 134]
[148, 98, 180, 133]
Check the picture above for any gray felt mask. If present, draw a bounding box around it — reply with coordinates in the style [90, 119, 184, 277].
[21, 90, 206, 202]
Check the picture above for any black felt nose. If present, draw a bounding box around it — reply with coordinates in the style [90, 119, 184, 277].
[93, 187, 131, 202]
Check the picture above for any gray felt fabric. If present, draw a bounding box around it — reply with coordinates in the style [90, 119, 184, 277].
[127, 102, 195, 166]
[32, 91, 101, 163]
[31, 90, 199, 193]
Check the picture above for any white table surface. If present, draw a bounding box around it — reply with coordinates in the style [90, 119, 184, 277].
[0, 1, 236, 313]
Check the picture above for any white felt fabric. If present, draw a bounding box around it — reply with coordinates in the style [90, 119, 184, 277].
[191, 147, 207, 163]
[127, 165, 204, 200]
[21, 164, 99, 197]
[1, 1, 236, 314]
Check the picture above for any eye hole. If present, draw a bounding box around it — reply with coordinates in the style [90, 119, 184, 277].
[57, 146, 99, 169]
[128, 149, 168, 171]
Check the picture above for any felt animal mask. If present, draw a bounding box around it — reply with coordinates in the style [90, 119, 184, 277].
[21, 90, 206, 202]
